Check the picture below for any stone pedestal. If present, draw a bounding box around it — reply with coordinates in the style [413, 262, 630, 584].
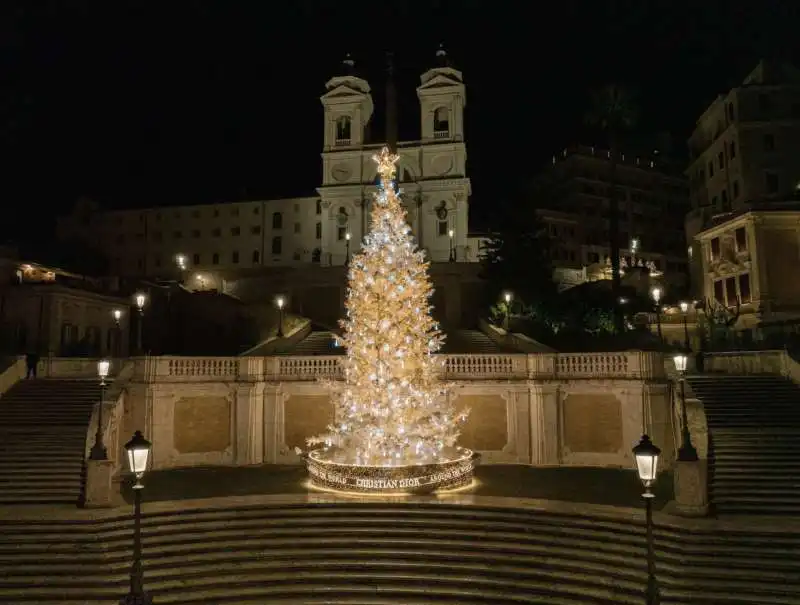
[672, 459, 709, 517]
[83, 459, 116, 508]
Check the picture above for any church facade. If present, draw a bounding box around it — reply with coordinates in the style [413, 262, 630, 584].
[55, 50, 481, 280]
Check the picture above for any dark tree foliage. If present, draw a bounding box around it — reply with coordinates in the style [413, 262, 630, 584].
[21, 238, 110, 277]
[480, 200, 558, 327]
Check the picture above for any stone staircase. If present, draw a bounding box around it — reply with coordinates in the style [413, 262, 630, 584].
[687, 374, 800, 515]
[0, 502, 798, 604]
[285, 330, 343, 355]
[0, 379, 102, 505]
[441, 329, 512, 354]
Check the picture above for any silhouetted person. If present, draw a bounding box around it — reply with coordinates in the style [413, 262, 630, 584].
[25, 351, 39, 379]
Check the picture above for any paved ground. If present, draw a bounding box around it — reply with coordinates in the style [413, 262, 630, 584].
[121, 464, 674, 510]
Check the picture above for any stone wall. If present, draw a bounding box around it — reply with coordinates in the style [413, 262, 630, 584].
[121, 351, 674, 472]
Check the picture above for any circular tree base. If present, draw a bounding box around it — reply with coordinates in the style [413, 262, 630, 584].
[306, 447, 478, 495]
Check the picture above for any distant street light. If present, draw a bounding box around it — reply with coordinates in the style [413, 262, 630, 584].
[650, 287, 662, 340]
[448, 228, 456, 262]
[134, 293, 147, 355]
[679, 301, 690, 350]
[89, 359, 111, 461]
[673, 353, 699, 462]
[345, 232, 351, 265]
[276, 296, 286, 338]
[503, 292, 513, 331]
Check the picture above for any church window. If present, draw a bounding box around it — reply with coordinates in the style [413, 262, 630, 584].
[192, 253, 200, 265]
[337, 227, 347, 241]
[316, 200, 322, 215]
[315, 222, 322, 239]
[232, 251, 239, 264]
[294, 222, 301, 233]
[252, 250, 260, 264]
[212, 253, 219, 265]
[335, 116, 352, 144]
[251, 225, 261, 235]
[231, 226, 241, 236]
[272, 236, 283, 255]
[437, 220, 448, 236]
[272, 212, 283, 229]
[433, 107, 449, 136]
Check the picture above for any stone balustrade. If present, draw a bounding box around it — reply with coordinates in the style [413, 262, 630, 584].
[122, 350, 666, 383]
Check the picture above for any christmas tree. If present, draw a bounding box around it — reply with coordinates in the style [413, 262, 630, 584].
[308, 147, 467, 467]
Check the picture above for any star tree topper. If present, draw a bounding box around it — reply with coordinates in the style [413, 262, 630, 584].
[372, 146, 400, 182]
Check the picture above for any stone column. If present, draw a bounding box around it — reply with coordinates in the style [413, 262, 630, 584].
[83, 459, 117, 508]
[530, 382, 559, 465]
[234, 382, 264, 466]
[672, 460, 709, 517]
[262, 385, 283, 464]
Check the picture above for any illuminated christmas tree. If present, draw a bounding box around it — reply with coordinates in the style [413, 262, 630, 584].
[308, 147, 467, 467]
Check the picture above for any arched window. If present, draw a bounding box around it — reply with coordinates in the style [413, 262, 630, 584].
[433, 107, 449, 136]
[272, 212, 283, 229]
[335, 116, 352, 143]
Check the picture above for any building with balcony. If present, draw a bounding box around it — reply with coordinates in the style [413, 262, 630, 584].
[686, 61, 800, 296]
[56, 49, 481, 281]
[533, 145, 690, 294]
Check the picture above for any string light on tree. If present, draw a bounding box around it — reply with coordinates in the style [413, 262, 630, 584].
[305, 146, 476, 493]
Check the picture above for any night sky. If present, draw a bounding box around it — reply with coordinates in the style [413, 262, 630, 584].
[1, 0, 798, 244]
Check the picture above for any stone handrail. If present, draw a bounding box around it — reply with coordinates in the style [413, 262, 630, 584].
[703, 350, 787, 376]
[0, 356, 25, 398]
[130, 350, 666, 383]
[42, 356, 127, 379]
[85, 360, 135, 466]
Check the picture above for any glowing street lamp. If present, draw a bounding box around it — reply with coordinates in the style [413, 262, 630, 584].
[89, 359, 111, 460]
[112, 309, 122, 324]
[275, 296, 286, 338]
[503, 291, 513, 331]
[650, 287, 662, 340]
[679, 300, 691, 350]
[345, 232, 351, 265]
[121, 431, 153, 605]
[133, 293, 147, 355]
[673, 352, 699, 462]
[448, 228, 455, 262]
[632, 434, 661, 605]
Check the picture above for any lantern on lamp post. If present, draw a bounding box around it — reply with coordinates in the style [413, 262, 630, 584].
[121, 431, 153, 605]
[88, 359, 111, 460]
[345, 232, 351, 265]
[448, 228, 456, 262]
[112, 309, 123, 357]
[275, 296, 286, 338]
[633, 434, 661, 605]
[650, 287, 662, 340]
[679, 301, 691, 350]
[133, 293, 147, 355]
[503, 291, 513, 332]
[673, 352, 699, 462]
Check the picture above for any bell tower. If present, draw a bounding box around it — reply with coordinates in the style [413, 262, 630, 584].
[321, 55, 373, 149]
[417, 45, 466, 142]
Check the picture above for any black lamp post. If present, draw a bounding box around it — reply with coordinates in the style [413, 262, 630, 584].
[679, 301, 691, 350]
[503, 292, 512, 331]
[448, 228, 455, 262]
[112, 309, 122, 357]
[275, 296, 285, 338]
[121, 431, 153, 605]
[345, 232, 351, 266]
[89, 359, 111, 460]
[650, 287, 662, 340]
[673, 353, 699, 462]
[134, 293, 147, 355]
[633, 435, 661, 605]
